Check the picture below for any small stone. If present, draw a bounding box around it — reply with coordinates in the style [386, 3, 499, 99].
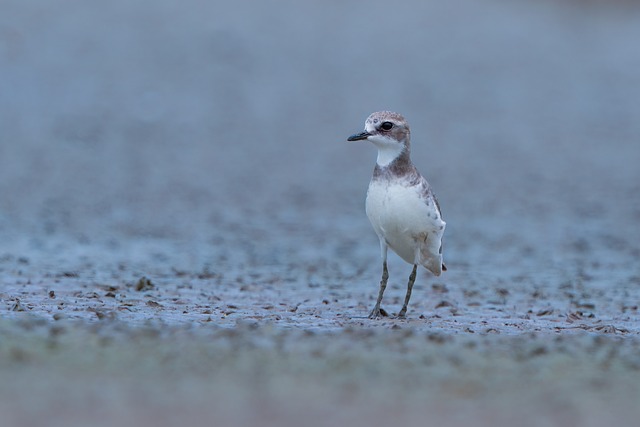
[135, 276, 154, 291]
[11, 299, 26, 312]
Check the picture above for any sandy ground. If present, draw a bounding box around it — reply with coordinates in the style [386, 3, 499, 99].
[1, 0, 640, 426]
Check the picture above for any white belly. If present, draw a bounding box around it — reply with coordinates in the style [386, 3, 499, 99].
[366, 180, 446, 274]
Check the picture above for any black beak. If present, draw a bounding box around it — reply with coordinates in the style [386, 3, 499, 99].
[347, 131, 371, 142]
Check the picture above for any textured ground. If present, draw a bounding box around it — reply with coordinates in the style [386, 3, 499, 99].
[1, 0, 640, 426]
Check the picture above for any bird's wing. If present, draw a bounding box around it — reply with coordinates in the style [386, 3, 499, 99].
[415, 173, 447, 273]
[415, 174, 443, 220]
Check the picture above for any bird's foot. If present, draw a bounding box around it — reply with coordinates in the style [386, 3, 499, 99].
[396, 308, 408, 319]
[368, 307, 389, 319]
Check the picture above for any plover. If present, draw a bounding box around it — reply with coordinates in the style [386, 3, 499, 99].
[348, 111, 446, 318]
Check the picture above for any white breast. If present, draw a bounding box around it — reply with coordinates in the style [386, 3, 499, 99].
[366, 179, 445, 274]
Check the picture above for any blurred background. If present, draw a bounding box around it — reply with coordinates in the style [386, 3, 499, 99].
[1, 0, 639, 277]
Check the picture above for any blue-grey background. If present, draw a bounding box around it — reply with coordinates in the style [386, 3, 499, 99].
[1, 0, 639, 287]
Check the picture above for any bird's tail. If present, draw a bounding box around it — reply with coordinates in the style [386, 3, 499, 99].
[421, 255, 444, 276]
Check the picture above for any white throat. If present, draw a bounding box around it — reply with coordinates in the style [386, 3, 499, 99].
[376, 145, 404, 167]
[374, 142, 405, 167]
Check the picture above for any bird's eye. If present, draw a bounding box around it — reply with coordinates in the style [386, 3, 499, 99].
[380, 122, 393, 131]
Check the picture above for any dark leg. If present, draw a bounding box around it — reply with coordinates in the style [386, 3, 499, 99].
[369, 260, 389, 318]
[397, 264, 417, 318]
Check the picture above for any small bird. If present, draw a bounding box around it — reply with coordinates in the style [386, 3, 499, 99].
[348, 111, 446, 318]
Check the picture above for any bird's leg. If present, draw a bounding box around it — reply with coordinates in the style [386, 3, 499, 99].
[397, 264, 417, 318]
[369, 260, 389, 319]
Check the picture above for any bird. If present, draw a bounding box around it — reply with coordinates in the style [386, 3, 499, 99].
[347, 111, 446, 318]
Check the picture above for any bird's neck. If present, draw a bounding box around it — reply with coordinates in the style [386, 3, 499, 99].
[373, 149, 414, 179]
[376, 144, 408, 167]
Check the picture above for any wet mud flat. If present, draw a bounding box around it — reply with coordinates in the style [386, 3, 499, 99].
[1, 240, 640, 427]
[1, 316, 639, 427]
